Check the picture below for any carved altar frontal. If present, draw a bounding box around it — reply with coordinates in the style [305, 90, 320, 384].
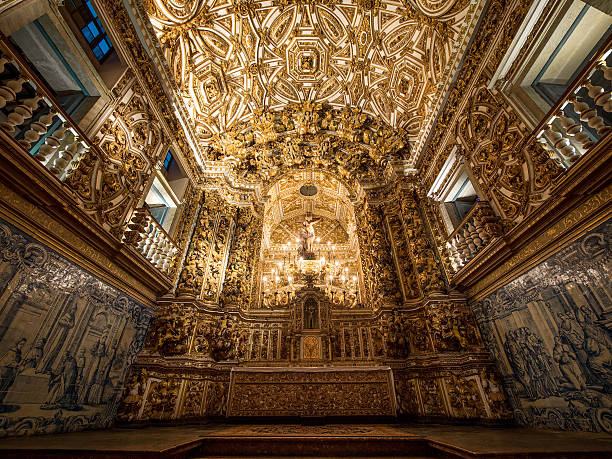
[227, 367, 396, 417]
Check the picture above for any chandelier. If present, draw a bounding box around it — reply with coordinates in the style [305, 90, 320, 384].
[262, 239, 359, 309]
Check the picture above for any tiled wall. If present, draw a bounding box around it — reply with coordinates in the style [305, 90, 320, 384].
[0, 218, 153, 437]
[473, 219, 612, 432]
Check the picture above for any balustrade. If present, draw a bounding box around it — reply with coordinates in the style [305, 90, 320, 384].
[535, 39, 611, 168]
[445, 201, 502, 272]
[123, 207, 179, 275]
[0, 36, 92, 181]
[0, 34, 175, 278]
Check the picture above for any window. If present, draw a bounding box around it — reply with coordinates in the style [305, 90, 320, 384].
[163, 151, 174, 170]
[529, 3, 611, 108]
[427, 150, 484, 234]
[495, 0, 612, 128]
[66, 0, 113, 63]
[145, 180, 171, 227]
[442, 175, 479, 229]
[144, 176, 181, 233]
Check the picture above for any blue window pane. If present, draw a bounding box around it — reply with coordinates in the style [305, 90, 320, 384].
[87, 21, 100, 40]
[98, 38, 110, 55]
[163, 151, 173, 169]
[92, 45, 104, 60]
[72, 0, 113, 62]
[81, 25, 93, 43]
[86, 0, 98, 18]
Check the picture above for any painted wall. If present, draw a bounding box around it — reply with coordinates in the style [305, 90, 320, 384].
[473, 219, 612, 433]
[0, 218, 153, 437]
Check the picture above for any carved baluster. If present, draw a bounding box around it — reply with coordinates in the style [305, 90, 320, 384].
[136, 218, 151, 252]
[0, 77, 27, 109]
[585, 80, 612, 113]
[34, 123, 67, 163]
[148, 230, 163, 264]
[1, 94, 41, 134]
[542, 123, 578, 162]
[572, 93, 609, 136]
[123, 209, 148, 247]
[139, 220, 155, 258]
[167, 246, 177, 273]
[472, 212, 487, 248]
[455, 233, 468, 266]
[463, 225, 476, 260]
[153, 235, 167, 270]
[158, 239, 171, 272]
[535, 135, 566, 168]
[446, 240, 461, 272]
[468, 217, 483, 253]
[557, 106, 592, 151]
[51, 133, 85, 178]
[20, 106, 55, 149]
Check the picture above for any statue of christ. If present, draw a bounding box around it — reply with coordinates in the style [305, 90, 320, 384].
[298, 217, 320, 254]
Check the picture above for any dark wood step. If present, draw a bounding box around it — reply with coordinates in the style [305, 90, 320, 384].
[196, 435, 435, 457]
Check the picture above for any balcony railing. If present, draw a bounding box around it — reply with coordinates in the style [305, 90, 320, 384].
[535, 36, 611, 168]
[0, 35, 91, 180]
[0, 33, 178, 279]
[446, 201, 502, 272]
[123, 207, 179, 275]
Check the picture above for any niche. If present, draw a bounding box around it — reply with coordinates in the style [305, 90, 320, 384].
[303, 297, 319, 330]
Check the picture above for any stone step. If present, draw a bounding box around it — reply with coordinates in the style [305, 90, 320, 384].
[195, 435, 436, 457]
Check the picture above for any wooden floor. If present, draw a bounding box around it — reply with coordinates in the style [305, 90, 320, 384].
[0, 423, 610, 458]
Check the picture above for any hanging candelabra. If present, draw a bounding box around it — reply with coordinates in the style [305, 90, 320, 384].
[261, 239, 359, 308]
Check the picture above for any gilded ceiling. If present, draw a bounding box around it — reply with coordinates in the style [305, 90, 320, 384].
[139, 0, 484, 179]
[269, 215, 349, 245]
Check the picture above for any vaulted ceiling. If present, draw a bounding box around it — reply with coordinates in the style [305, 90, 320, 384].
[263, 169, 356, 250]
[137, 0, 484, 184]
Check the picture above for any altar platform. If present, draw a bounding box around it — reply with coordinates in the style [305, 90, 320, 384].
[0, 423, 611, 458]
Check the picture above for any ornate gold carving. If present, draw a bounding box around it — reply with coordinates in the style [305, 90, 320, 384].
[480, 368, 512, 418]
[65, 82, 166, 238]
[398, 187, 446, 294]
[117, 368, 148, 422]
[355, 201, 401, 309]
[208, 103, 408, 185]
[170, 186, 201, 279]
[227, 368, 395, 417]
[220, 207, 263, 309]
[181, 379, 206, 418]
[204, 381, 228, 416]
[384, 202, 421, 300]
[141, 378, 180, 420]
[176, 192, 222, 297]
[201, 202, 234, 302]
[99, 0, 202, 179]
[445, 374, 486, 418]
[142, 0, 477, 170]
[145, 303, 195, 355]
[302, 335, 320, 359]
[426, 301, 482, 351]
[420, 0, 562, 227]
